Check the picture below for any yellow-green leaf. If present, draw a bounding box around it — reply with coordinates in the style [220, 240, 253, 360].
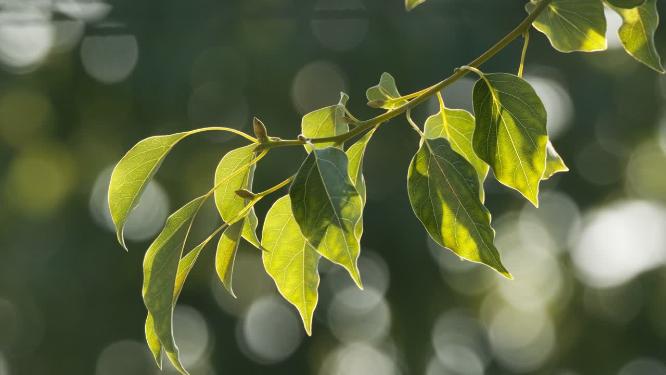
[145, 229, 215, 368]
[301, 93, 350, 152]
[405, 0, 427, 11]
[214, 145, 260, 248]
[526, 0, 607, 53]
[346, 129, 375, 239]
[366, 72, 407, 110]
[543, 141, 569, 180]
[408, 138, 510, 277]
[289, 147, 364, 287]
[109, 132, 192, 249]
[215, 220, 243, 297]
[472, 73, 548, 206]
[262, 196, 320, 335]
[142, 196, 206, 375]
[609, 0, 665, 73]
[424, 107, 489, 201]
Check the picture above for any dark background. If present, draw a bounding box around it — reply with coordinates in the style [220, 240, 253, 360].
[1, 0, 666, 374]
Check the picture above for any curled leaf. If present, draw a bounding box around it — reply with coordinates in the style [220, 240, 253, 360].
[142, 196, 206, 375]
[366, 73, 408, 110]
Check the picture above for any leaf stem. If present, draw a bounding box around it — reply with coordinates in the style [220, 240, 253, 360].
[405, 110, 425, 137]
[192, 126, 258, 143]
[263, 0, 553, 149]
[257, 176, 295, 197]
[518, 31, 531, 78]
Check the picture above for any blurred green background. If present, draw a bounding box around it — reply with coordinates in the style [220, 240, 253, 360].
[1, 0, 666, 374]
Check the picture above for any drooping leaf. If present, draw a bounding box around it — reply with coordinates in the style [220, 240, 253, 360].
[366, 72, 408, 109]
[108, 132, 194, 249]
[142, 196, 207, 375]
[424, 107, 489, 201]
[346, 129, 375, 238]
[145, 228, 216, 368]
[301, 93, 350, 152]
[609, 0, 665, 73]
[607, 0, 646, 8]
[262, 196, 320, 335]
[543, 141, 569, 180]
[214, 145, 260, 248]
[289, 147, 364, 287]
[472, 73, 548, 206]
[215, 220, 244, 297]
[526, 0, 607, 53]
[407, 138, 510, 277]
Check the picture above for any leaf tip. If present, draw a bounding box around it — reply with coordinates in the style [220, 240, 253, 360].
[349, 266, 364, 289]
[304, 322, 313, 336]
[165, 351, 190, 375]
[116, 229, 129, 251]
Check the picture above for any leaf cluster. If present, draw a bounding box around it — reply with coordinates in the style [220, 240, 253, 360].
[107, 0, 664, 373]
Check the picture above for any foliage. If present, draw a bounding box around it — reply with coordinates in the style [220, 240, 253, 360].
[106, 0, 664, 373]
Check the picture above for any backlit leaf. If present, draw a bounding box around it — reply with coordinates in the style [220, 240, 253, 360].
[366, 72, 408, 109]
[407, 138, 510, 277]
[214, 145, 261, 248]
[526, 0, 607, 53]
[215, 221, 243, 297]
[109, 132, 192, 249]
[301, 93, 350, 152]
[543, 141, 569, 180]
[262, 196, 320, 335]
[424, 107, 489, 201]
[145, 228, 215, 368]
[142, 196, 206, 375]
[346, 129, 375, 238]
[289, 147, 364, 287]
[609, 0, 665, 73]
[472, 73, 548, 206]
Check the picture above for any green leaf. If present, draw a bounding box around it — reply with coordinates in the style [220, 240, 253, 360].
[301, 93, 350, 152]
[543, 141, 569, 180]
[609, 0, 665, 73]
[366, 72, 408, 109]
[346, 129, 375, 238]
[405, 0, 426, 11]
[472, 73, 548, 206]
[407, 138, 510, 277]
[262, 196, 320, 335]
[607, 0, 646, 8]
[142, 195, 207, 375]
[214, 145, 261, 248]
[145, 228, 215, 368]
[215, 220, 243, 297]
[424, 107, 489, 201]
[526, 0, 607, 53]
[109, 132, 193, 249]
[289, 147, 364, 287]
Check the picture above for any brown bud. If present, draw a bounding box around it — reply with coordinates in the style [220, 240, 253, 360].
[253, 117, 269, 143]
[367, 100, 386, 108]
[235, 189, 256, 200]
